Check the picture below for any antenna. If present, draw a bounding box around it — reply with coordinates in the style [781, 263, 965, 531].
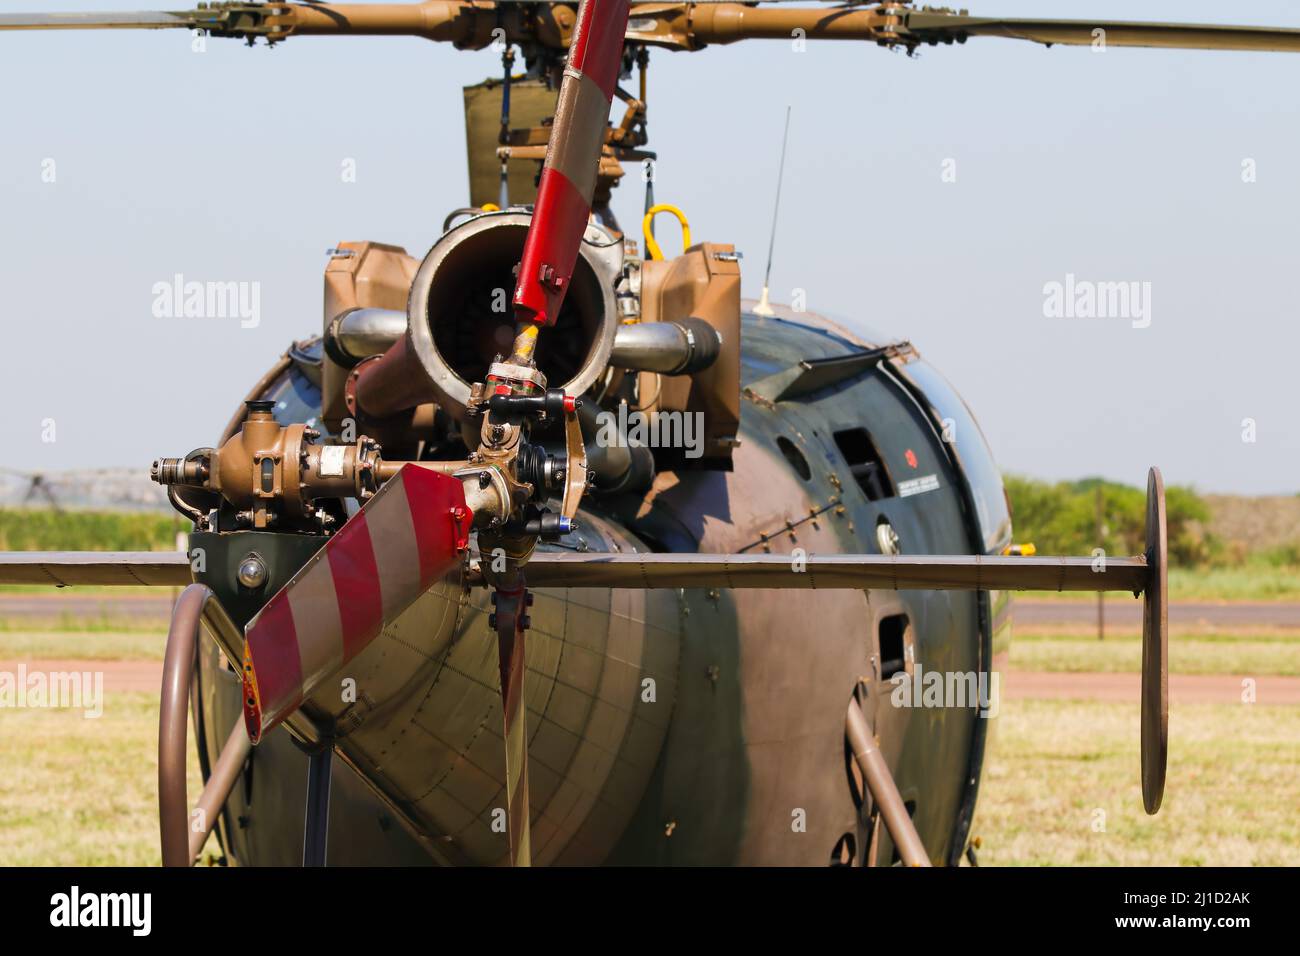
[752, 106, 791, 317]
[497, 45, 515, 209]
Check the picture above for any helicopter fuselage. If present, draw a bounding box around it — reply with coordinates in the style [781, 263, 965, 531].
[193, 305, 1012, 867]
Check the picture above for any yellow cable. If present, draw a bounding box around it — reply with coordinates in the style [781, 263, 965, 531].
[642, 204, 691, 261]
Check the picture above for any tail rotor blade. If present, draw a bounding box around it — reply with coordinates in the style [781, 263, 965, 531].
[241, 465, 472, 744]
[491, 583, 532, 866]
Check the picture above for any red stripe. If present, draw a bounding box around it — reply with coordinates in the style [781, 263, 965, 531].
[327, 510, 384, 663]
[243, 593, 302, 740]
[401, 466, 472, 591]
[568, 0, 629, 99]
[241, 466, 470, 743]
[513, 0, 627, 327]
[513, 168, 596, 326]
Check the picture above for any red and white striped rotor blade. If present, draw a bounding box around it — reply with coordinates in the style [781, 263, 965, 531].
[241, 465, 472, 744]
[512, 0, 629, 328]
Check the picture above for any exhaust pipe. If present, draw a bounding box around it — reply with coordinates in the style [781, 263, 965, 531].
[577, 401, 655, 494]
[609, 317, 722, 375]
[325, 307, 407, 366]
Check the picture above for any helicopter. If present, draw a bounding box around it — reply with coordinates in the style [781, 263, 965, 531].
[11, 0, 1294, 868]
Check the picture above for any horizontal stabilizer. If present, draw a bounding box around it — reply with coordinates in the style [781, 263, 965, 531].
[0, 550, 191, 586]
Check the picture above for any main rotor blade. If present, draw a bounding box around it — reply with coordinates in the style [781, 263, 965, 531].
[9, 4, 1300, 57]
[0, 550, 191, 586]
[902, 12, 1300, 53]
[515, 551, 1151, 593]
[0, 11, 194, 30]
[0, 5, 291, 40]
[512, 0, 629, 327]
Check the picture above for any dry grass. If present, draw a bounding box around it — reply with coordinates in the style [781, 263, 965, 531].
[1012, 628, 1300, 676]
[1205, 494, 1300, 557]
[1, 623, 1295, 866]
[0, 630, 167, 661]
[976, 698, 1300, 866]
[0, 691, 210, 866]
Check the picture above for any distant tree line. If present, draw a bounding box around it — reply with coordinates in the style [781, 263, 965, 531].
[1003, 475, 1217, 566]
[2, 482, 1294, 571]
[0, 509, 180, 553]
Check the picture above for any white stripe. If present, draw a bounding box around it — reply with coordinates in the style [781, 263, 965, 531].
[286, 553, 345, 692]
[367, 476, 423, 621]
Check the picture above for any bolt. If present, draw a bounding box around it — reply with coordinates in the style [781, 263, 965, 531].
[478, 471, 492, 489]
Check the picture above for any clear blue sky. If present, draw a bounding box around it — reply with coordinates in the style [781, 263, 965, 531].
[2, 1, 1298, 493]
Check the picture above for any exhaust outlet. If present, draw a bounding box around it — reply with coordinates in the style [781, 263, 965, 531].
[352, 211, 625, 421]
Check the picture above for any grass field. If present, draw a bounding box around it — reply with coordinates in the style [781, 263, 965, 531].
[1168, 566, 1300, 602]
[0, 606, 1295, 866]
[977, 699, 1300, 866]
[0, 630, 168, 661]
[1012, 628, 1300, 676]
[5, 624, 1293, 675]
[2, 684, 1294, 867]
[0, 692, 211, 866]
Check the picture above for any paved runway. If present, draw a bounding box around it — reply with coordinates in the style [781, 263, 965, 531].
[1010, 599, 1300, 628]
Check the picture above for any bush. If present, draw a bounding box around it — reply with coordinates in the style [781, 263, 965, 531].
[1003, 475, 1216, 567]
